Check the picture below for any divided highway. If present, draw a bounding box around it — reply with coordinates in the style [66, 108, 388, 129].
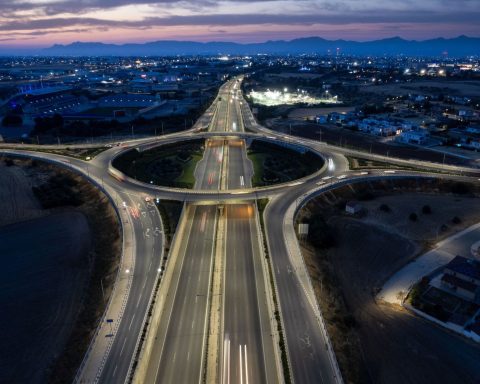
[4, 76, 480, 384]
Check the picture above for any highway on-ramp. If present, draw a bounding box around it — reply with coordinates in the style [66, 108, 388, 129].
[4, 76, 480, 384]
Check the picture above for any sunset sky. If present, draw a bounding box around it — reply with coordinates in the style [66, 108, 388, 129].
[0, 0, 479, 47]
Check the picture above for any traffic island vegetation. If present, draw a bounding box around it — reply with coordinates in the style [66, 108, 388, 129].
[112, 139, 204, 188]
[296, 177, 480, 384]
[5, 158, 121, 384]
[248, 139, 324, 187]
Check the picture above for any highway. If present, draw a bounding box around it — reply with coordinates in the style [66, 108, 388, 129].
[98, 191, 164, 383]
[145, 204, 217, 384]
[3, 76, 480, 384]
[220, 80, 278, 384]
[142, 80, 235, 384]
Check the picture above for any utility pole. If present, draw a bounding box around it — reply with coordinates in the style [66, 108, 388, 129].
[131, 125, 134, 138]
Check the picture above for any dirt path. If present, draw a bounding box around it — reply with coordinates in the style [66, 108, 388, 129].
[330, 219, 480, 384]
[301, 189, 480, 384]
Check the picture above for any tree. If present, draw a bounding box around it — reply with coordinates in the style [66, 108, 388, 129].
[2, 114, 22, 126]
[422, 205, 432, 214]
[452, 216, 461, 224]
[379, 204, 391, 212]
[307, 215, 336, 249]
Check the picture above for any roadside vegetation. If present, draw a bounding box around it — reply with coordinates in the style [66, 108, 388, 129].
[112, 139, 204, 188]
[247, 140, 324, 186]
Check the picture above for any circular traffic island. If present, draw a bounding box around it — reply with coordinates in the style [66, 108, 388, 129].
[247, 139, 324, 187]
[111, 136, 325, 191]
[112, 139, 204, 189]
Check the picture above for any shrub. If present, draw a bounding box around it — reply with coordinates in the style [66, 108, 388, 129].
[422, 205, 432, 214]
[308, 215, 336, 249]
[409, 212, 418, 222]
[379, 203, 391, 212]
[452, 216, 461, 224]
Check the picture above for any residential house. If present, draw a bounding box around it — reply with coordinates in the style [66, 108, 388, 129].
[440, 256, 480, 303]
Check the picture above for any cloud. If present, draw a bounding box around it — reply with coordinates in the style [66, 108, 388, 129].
[0, 0, 478, 43]
[1, 9, 479, 33]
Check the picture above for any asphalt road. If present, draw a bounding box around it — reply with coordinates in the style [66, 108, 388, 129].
[223, 204, 278, 384]
[266, 193, 339, 384]
[99, 191, 164, 383]
[146, 204, 217, 384]
[221, 80, 278, 384]
[142, 80, 238, 383]
[4, 77, 480, 384]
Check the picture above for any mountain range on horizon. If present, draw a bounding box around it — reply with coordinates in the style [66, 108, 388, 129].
[1, 36, 479, 57]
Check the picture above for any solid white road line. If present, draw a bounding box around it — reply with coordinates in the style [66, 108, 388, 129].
[240, 345, 243, 384]
[120, 337, 127, 356]
[244, 345, 249, 384]
[128, 314, 135, 330]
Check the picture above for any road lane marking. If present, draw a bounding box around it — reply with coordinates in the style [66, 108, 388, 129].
[222, 338, 231, 384]
[120, 337, 127, 356]
[200, 211, 207, 232]
[128, 314, 135, 330]
[244, 345, 249, 384]
[240, 345, 243, 384]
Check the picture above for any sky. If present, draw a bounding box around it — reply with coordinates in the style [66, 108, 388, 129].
[0, 0, 479, 47]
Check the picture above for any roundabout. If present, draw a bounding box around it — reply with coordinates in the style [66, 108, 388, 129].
[1, 77, 480, 384]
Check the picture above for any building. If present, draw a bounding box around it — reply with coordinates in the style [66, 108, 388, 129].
[440, 256, 480, 303]
[345, 201, 362, 214]
[399, 130, 428, 145]
[97, 93, 160, 108]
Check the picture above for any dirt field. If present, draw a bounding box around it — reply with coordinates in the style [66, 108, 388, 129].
[0, 212, 91, 383]
[0, 158, 120, 384]
[361, 80, 480, 97]
[0, 162, 47, 226]
[300, 184, 480, 384]
[288, 106, 355, 119]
